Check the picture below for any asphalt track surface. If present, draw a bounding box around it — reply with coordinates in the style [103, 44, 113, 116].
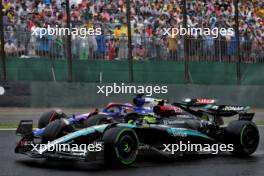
[1, 108, 264, 126]
[0, 108, 264, 176]
[0, 108, 94, 126]
[0, 127, 262, 176]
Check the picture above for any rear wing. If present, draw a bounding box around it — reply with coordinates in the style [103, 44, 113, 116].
[172, 99, 216, 117]
[205, 105, 250, 114]
[204, 105, 254, 120]
[173, 102, 254, 121]
[16, 120, 33, 136]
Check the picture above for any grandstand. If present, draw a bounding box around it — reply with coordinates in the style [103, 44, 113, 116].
[0, 0, 263, 83]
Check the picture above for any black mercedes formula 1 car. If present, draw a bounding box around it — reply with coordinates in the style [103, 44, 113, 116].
[15, 101, 259, 166]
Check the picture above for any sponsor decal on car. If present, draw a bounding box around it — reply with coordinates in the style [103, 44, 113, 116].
[196, 99, 215, 104]
[163, 120, 185, 125]
[167, 128, 209, 139]
[222, 106, 244, 111]
[176, 115, 191, 118]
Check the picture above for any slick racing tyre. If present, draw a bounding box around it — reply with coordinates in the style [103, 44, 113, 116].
[38, 109, 67, 129]
[42, 119, 69, 142]
[226, 120, 259, 156]
[103, 127, 138, 166]
[84, 114, 112, 127]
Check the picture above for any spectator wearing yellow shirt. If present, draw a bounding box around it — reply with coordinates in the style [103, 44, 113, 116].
[3, 0, 11, 11]
[114, 24, 122, 40]
[120, 23, 128, 37]
[114, 23, 128, 39]
[6, 6, 15, 23]
[255, 7, 264, 18]
[167, 34, 178, 61]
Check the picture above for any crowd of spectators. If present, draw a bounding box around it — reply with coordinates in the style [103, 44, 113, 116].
[1, 0, 264, 62]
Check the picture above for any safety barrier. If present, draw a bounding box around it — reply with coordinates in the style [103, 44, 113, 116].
[1, 82, 264, 108]
[2, 58, 264, 85]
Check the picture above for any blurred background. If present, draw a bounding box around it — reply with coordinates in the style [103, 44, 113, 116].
[0, 0, 263, 107]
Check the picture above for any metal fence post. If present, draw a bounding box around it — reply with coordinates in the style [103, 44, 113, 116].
[183, 0, 190, 83]
[66, 0, 73, 82]
[0, 0, 7, 81]
[126, 0, 133, 83]
[234, 0, 241, 84]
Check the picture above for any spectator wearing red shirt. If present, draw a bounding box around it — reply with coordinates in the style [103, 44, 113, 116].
[145, 24, 153, 37]
[107, 38, 116, 60]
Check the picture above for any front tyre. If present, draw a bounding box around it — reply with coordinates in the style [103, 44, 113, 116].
[226, 120, 259, 156]
[103, 127, 138, 166]
[41, 119, 69, 142]
[38, 109, 67, 129]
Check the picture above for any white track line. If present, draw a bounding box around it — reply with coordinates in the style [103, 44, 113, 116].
[0, 128, 37, 131]
[0, 128, 16, 131]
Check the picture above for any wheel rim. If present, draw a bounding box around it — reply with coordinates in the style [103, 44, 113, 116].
[241, 125, 259, 150]
[116, 134, 137, 164]
[118, 136, 134, 156]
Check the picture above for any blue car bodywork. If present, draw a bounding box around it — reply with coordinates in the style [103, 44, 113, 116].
[33, 99, 157, 137]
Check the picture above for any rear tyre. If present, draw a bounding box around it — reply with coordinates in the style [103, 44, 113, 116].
[103, 127, 138, 166]
[84, 114, 112, 127]
[38, 109, 67, 129]
[42, 119, 68, 142]
[226, 120, 259, 156]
